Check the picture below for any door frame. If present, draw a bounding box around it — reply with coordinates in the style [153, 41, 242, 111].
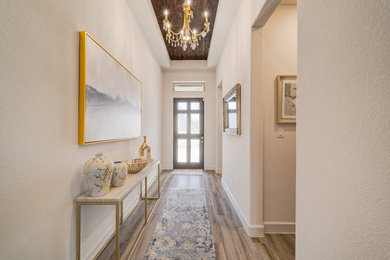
[173, 98, 205, 169]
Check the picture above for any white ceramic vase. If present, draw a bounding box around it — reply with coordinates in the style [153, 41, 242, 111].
[112, 161, 127, 187]
[83, 153, 114, 197]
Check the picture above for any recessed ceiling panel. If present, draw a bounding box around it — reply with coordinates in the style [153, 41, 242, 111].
[151, 0, 219, 60]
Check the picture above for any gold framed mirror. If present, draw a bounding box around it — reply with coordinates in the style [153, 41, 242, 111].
[223, 83, 241, 135]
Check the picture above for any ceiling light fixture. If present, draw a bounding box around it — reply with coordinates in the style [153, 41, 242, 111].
[162, 0, 210, 51]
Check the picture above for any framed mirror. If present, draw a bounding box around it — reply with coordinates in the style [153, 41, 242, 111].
[223, 83, 241, 135]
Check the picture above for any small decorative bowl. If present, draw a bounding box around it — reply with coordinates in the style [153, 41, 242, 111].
[124, 158, 148, 174]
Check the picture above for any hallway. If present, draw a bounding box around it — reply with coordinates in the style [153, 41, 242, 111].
[1, 0, 389, 259]
[98, 170, 295, 259]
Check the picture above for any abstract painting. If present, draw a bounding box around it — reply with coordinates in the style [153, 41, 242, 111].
[79, 31, 142, 144]
[277, 75, 296, 124]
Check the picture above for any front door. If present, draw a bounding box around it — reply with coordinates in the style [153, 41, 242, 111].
[173, 98, 204, 169]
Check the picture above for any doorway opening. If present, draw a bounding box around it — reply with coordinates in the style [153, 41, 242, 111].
[173, 98, 205, 169]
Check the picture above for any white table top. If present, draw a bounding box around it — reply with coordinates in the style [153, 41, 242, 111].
[76, 160, 159, 203]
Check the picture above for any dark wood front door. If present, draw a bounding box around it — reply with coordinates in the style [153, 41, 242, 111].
[173, 98, 204, 169]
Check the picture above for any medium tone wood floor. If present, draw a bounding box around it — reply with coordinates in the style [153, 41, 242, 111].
[252, 234, 295, 260]
[98, 170, 295, 260]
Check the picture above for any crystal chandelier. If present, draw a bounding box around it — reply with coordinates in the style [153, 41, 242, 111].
[162, 0, 210, 51]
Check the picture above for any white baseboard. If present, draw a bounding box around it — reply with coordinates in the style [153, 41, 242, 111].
[221, 179, 264, 237]
[162, 168, 217, 172]
[84, 221, 115, 260]
[215, 168, 222, 174]
[264, 221, 295, 234]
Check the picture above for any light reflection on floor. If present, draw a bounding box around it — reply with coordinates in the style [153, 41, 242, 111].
[171, 169, 203, 188]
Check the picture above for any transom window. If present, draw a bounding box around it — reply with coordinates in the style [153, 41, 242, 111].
[173, 81, 205, 92]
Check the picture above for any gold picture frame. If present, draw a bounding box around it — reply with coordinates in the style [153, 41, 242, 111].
[277, 75, 296, 124]
[79, 31, 142, 145]
[223, 83, 241, 135]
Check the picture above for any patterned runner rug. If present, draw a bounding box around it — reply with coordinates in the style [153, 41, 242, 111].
[144, 188, 216, 259]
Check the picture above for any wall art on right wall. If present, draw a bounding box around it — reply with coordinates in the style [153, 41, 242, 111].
[277, 75, 297, 124]
[223, 83, 241, 135]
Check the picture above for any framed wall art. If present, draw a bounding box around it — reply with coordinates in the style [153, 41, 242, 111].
[277, 75, 296, 124]
[79, 31, 142, 145]
[223, 83, 241, 135]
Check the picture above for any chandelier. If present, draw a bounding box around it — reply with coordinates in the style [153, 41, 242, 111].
[162, 0, 210, 51]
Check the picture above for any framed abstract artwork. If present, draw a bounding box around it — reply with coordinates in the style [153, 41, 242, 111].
[79, 31, 142, 145]
[277, 75, 296, 124]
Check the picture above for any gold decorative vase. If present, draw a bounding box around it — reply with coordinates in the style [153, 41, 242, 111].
[139, 136, 152, 161]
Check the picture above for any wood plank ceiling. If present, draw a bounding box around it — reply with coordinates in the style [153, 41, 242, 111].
[151, 0, 219, 60]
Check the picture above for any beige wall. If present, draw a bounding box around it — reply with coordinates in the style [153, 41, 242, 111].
[261, 5, 296, 232]
[297, 0, 390, 258]
[250, 3, 296, 234]
[217, 0, 296, 236]
[0, 0, 162, 259]
[162, 66, 216, 170]
[216, 0, 258, 235]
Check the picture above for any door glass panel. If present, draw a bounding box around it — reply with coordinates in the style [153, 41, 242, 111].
[177, 102, 187, 110]
[178, 139, 187, 162]
[191, 102, 200, 110]
[178, 114, 187, 134]
[191, 139, 200, 163]
[228, 113, 237, 128]
[191, 114, 200, 134]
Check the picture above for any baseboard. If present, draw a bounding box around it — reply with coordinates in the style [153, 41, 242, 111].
[162, 168, 216, 172]
[84, 221, 115, 260]
[204, 167, 215, 171]
[221, 179, 264, 237]
[264, 221, 295, 234]
[215, 168, 222, 174]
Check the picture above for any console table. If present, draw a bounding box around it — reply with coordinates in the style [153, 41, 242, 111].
[75, 160, 160, 260]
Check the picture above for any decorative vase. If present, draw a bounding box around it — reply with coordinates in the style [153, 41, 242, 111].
[111, 161, 127, 187]
[139, 136, 152, 162]
[83, 153, 114, 197]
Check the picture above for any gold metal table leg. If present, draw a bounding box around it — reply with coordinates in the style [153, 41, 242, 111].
[76, 201, 126, 260]
[128, 176, 150, 260]
[139, 182, 142, 199]
[157, 163, 160, 199]
[144, 176, 148, 224]
[140, 166, 160, 200]
[115, 202, 120, 260]
[120, 201, 124, 224]
[76, 203, 81, 260]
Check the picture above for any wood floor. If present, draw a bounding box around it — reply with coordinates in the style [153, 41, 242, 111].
[98, 170, 295, 260]
[252, 234, 295, 260]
